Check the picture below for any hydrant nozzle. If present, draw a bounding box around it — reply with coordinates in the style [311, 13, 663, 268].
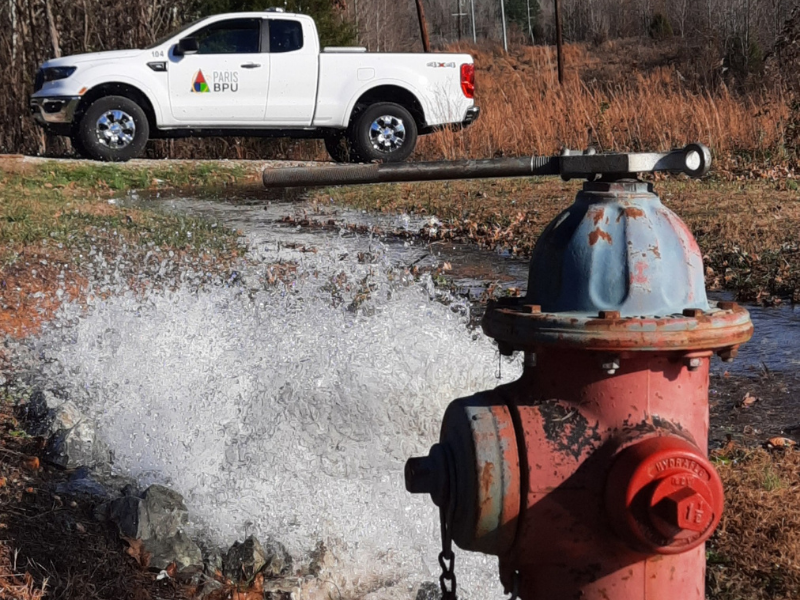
[405, 444, 450, 508]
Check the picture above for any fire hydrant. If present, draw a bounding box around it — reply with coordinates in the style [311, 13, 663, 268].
[405, 148, 753, 599]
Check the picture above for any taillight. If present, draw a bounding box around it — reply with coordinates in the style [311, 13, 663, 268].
[460, 63, 475, 99]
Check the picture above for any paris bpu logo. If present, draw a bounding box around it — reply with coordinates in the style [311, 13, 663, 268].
[191, 70, 209, 93]
[191, 69, 239, 93]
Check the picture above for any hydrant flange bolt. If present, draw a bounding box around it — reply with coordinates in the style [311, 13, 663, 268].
[718, 346, 739, 363]
[601, 355, 621, 375]
[686, 357, 702, 371]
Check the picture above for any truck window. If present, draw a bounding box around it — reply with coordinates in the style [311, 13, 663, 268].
[269, 20, 303, 53]
[193, 18, 261, 54]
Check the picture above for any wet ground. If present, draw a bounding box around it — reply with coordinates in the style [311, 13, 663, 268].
[138, 185, 800, 449]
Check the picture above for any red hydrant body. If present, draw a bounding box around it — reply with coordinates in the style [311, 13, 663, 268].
[406, 180, 752, 599]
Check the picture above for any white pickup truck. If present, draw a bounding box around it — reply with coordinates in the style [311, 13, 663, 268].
[30, 9, 479, 163]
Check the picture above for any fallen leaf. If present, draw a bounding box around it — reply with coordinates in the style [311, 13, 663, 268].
[75, 523, 86, 533]
[251, 573, 264, 592]
[122, 536, 151, 568]
[165, 562, 177, 578]
[21, 456, 40, 471]
[765, 437, 797, 449]
[739, 392, 759, 408]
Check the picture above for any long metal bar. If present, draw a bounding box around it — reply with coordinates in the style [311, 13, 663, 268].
[262, 144, 711, 189]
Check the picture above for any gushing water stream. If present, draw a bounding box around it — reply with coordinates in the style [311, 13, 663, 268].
[20, 193, 526, 599]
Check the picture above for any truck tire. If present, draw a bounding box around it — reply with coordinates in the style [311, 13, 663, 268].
[349, 102, 417, 163]
[324, 132, 354, 163]
[77, 96, 149, 162]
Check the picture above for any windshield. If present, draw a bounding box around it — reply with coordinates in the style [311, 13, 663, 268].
[145, 18, 205, 49]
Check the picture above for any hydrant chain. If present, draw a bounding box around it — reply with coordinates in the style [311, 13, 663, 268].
[437, 442, 458, 600]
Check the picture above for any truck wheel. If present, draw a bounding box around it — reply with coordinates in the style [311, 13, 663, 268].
[324, 132, 354, 163]
[350, 103, 417, 163]
[77, 96, 149, 162]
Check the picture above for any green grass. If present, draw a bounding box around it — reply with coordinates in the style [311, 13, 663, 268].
[0, 161, 250, 261]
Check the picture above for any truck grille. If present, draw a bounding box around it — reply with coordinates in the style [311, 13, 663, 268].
[33, 69, 44, 92]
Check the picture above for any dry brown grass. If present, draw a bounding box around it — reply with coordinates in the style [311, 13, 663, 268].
[709, 446, 800, 600]
[416, 41, 791, 165]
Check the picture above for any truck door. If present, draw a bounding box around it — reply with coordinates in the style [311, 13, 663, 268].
[168, 17, 269, 123]
[264, 18, 318, 126]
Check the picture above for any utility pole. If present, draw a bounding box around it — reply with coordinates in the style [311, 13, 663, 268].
[457, 0, 462, 40]
[470, 0, 477, 42]
[453, 0, 468, 41]
[554, 0, 564, 84]
[414, 0, 431, 52]
[500, 0, 508, 52]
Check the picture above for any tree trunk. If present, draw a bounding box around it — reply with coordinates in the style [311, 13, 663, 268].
[44, 0, 61, 57]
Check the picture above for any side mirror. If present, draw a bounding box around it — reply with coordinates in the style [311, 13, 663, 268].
[175, 37, 199, 56]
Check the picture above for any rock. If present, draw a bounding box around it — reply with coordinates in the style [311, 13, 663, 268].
[42, 402, 108, 469]
[202, 546, 224, 576]
[144, 531, 203, 572]
[196, 577, 224, 600]
[416, 582, 439, 600]
[108, 495, 141, 538]
[55, 477, 110, 501]
[261, 537, 292, 577]
[108, 484, 189, 540]
[47, 400, 82, 433]
[22, 389, 63, 435]
[142, 485, 189, 540]
[223, 536, 267, 583]
[107, 485, 201, 572]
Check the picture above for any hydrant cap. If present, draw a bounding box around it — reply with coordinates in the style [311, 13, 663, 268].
[606, 436, 724, 555]
[526, 182, 708, 317]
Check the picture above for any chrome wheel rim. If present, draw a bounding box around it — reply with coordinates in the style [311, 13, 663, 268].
[369, 115, 406, 153]
[95, 110, 136, 149]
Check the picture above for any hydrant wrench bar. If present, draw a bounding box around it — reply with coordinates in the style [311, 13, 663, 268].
[261, 143, 712, 188]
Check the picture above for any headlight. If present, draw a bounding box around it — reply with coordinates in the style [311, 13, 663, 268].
[42, 66, 77, 83]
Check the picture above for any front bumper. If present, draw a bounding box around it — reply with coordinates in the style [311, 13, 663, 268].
[30, 96, 81, 126]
